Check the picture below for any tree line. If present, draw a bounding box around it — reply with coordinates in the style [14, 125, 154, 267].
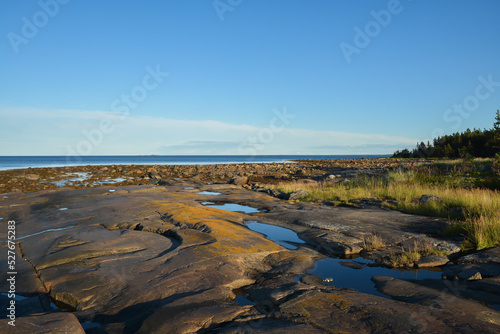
[392, 110, 500, 159]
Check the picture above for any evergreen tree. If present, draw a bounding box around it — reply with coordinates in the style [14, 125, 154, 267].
[494, 110, 500, 132]
[493, 110, 500, 153]
[392, 109, 500, 158]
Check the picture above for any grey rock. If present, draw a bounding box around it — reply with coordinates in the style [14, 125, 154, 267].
[0, 313, 85, 334]
[227, 176, 248, 186]
[420, 194, 442, 205]
[458, 247, 500, 264]
[149, 170, 161, 180]
[341, 261, 365, 269]
[288, 190, 308, 201]
[299, 274, 324, 286]
[442, 263, 500, 280]
[416, 255, 449, 268]
[266, 188, 283, 197]
[295, 169, 306, 176]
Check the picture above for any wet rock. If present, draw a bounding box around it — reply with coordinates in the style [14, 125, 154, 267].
[341, 261, 365, 269]
[299, 229, 364, 256]
[442, 263, 500, 280]
[299, 274, 324, 286]
[416, 255, 449, 268]
[371, 276, 500, 329]
[278, 287, 500, 333]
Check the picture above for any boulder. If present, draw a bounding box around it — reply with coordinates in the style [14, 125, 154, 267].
[266, 188, 283, 197]
[420, 194, 442, 205]
[458, 247, 500, 264]
[227, 176, 248, 186]
[295, 169, 306, 176]
[24, 174, 40, 181]
[288, 190, 308, 201]
[148, 170, 161, 180]
[299, 274, 324, 286]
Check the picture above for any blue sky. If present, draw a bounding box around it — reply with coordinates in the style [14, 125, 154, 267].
[1, 0, 499, 155]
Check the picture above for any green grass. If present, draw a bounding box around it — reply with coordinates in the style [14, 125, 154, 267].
[266, 162, 500, 251]
[390, 251, 421, 267]
[389, 242, 451, 267]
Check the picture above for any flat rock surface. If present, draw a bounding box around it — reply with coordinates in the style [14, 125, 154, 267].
[1, 181, 499, 333]
[0, 312, 85, 334]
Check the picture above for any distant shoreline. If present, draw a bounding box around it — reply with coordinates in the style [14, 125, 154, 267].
[0, 155, 391, 171]
[0, 157, 396, 194]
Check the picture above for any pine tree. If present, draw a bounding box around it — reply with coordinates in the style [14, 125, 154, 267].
[493, 110, 500, 154]
[494, 110, 500, 132]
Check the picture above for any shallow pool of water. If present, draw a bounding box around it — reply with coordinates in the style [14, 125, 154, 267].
[50, 173, 130, 187]
[304, 257, 442, 298]
[201, 202, 260, 214]
[242, 221, 443, 298]
[198, 191, 222, 196]
[51, 172, 91, 187]
[246, 221, 306, 250]
[1, 293, 28, 301]
[233, 288, 256, 306]
[81, 322, 101, 330]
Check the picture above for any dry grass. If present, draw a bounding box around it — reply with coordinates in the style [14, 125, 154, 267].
[363, 235, 385, 251]
[267, 170, 500, 250]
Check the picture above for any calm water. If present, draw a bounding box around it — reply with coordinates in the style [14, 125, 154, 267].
[245, 221, 442, 298]
[0, 155, 389, 170]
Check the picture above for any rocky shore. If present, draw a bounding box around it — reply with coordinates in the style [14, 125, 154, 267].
[0, 158, 401, 194]
[1, 159, 499, 333]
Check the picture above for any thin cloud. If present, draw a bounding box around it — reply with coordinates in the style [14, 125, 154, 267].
[0, 107, 418, 155]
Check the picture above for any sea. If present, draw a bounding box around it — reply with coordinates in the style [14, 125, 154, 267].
[0, 155, 390, 171]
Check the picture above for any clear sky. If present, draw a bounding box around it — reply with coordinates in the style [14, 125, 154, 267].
[1, 0, 499, 155]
